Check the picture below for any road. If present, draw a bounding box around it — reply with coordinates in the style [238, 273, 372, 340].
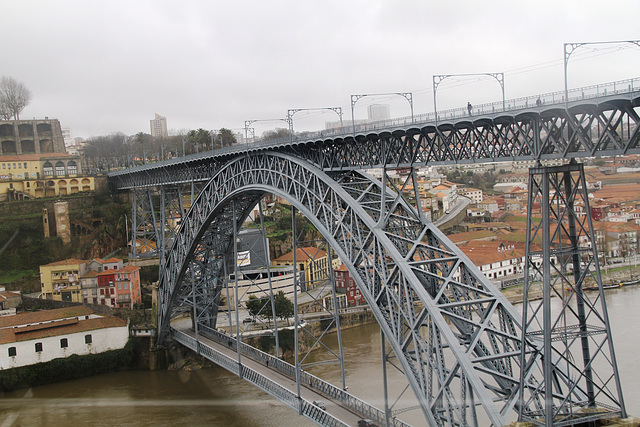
[175, 324, 371, 427]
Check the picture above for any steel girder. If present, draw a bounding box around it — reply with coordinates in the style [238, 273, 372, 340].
[108, 95, 640, 191]
[302, 100, 640, 170]
[157, 151, 548, 426]
[519, 162, 626, 426]
[131, 189, 159, 258]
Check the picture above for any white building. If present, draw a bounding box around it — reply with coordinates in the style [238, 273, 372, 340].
[367, 104, 390, 121]
[458, 187, 483, 204]
[150, 113, 168, 139]
[0, 306, 128, 370]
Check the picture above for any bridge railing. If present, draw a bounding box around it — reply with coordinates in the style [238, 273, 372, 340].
[195, 324, 411, 427]
[108, 76, 640, 177]
[171, 328, 348, 427]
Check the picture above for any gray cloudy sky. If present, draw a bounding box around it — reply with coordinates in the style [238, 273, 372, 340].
[3, 0, 640, 139]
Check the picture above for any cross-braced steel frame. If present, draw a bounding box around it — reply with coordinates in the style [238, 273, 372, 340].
[109, 87, 640, 426]
[131, 189, 159, 258]
[519, 161, 626, 426]
[156, 151, 555, 426]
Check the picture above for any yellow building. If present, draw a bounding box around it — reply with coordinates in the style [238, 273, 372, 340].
[271, 247, 329, 290]
[39, 258, 88, 302]
[0, 153, 94, 201]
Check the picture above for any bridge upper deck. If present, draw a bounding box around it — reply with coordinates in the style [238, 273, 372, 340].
[109, 77, 640, 190]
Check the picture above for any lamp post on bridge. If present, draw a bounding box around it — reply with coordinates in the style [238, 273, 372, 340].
[564, 39, 640, 108]
[432, 72, 505, 124]
[350, 92, 413, 135]
[287, 107, 343, 140]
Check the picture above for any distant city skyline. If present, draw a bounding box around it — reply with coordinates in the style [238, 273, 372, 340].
[3, 1, 639, 139]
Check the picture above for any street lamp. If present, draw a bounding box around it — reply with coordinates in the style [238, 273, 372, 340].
[350, 92, 413, 135]
[287, 107, 343, 139]
[432, 73, 505, 124]
[564, 40, 640, 108]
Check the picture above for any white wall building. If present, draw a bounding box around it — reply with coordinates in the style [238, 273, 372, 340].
[0, 306, 128, 370]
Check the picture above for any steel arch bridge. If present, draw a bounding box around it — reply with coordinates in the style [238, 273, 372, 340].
[109, 79, 639, 426]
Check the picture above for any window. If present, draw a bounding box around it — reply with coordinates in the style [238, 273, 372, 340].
[118, 294, 123, 302]
[123, 283, 128, 290]
[8, 347, 16, 357]
[55, 161, 65, 176]
[23, 163, 27, 169]
[60, 338, 68, 348]
[67, 160, 77, 175]
[35, 342, 43, 352]
[85, 334, 92, 344]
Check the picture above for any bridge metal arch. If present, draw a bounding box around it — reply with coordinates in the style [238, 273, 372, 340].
[157, 151, 548, 426]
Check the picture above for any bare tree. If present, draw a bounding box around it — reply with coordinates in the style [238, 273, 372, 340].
[0, 77, 32, 120]
[0, 101, 11, 120]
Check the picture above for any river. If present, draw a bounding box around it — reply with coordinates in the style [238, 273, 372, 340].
[1, 285, 639, 426]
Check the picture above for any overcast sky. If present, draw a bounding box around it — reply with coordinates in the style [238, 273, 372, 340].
[3, 0, 640, 139]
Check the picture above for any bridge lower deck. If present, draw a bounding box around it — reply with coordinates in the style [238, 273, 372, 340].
[171, 323, 407, 426]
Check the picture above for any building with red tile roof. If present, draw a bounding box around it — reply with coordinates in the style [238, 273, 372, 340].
[0, 306, 128, 370]
[272, 247, 329, 290]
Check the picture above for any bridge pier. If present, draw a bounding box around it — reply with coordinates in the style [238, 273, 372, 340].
[519, 160, 626, 425]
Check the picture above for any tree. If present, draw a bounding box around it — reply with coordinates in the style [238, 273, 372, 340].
[217, 128, 237, 148]
[273, 291, 294, 321]
[245, 291, 294, 323]
[0, 77, 32, 120]
[262, 128, 290, 140]
[246, 295, 268, 318]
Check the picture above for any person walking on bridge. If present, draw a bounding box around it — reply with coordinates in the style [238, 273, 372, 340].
[467, 102, 473, 116]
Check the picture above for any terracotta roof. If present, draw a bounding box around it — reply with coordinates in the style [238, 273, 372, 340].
[0, 316, 127, 344]
[0, 306, 94, 329]
[119, 265, 140, 273]
[0, 291, 20, 302]
[103, 258, 122, 263]
[42, 258, 87, 267]
[447, 230, 496, 244]
[273, 247, 328, 262]
[97, 269, 117, 276]
[80, 270, 100, 279]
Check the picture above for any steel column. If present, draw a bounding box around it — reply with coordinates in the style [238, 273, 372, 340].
[519, 161, 626, 425]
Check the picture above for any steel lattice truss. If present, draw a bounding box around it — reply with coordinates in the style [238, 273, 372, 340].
[131, 189, 159, 258]
[156, 152, 551, 426]
[520, 162, 625, 426]
[304, 101, 640, 170]
[109, 94, 640, 192]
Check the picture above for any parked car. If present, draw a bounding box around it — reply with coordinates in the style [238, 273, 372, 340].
[358, 420, 377, 427]
[242, 317, 255, 323]
[312, 400, 326, 410]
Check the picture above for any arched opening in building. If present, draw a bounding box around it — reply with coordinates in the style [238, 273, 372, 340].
[67, 160, 77, 175]
[70, 178, 79, 194]
[21, 140, 35, 153]
[39, 139, 53, 153]
[43, 162, 53, 177]
[0, 124, 14, 138]
[55, 161, 65, 177]
[18, 124, 34, 137]
[37, 123, 52, 136]
[1, 140, 16, 154]
[58, 180, 68, 195]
